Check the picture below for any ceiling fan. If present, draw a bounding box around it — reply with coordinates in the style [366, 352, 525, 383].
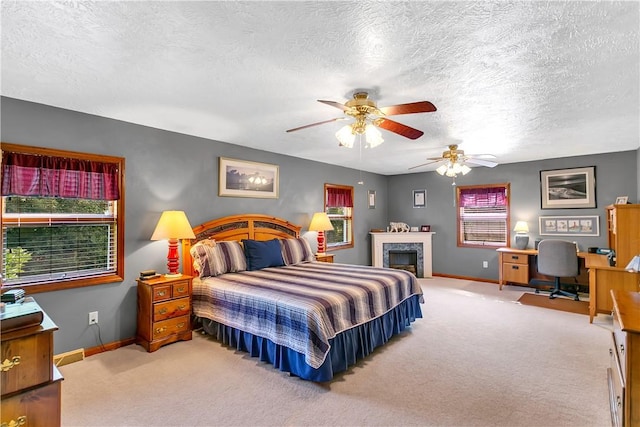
[409, 144, 498, 177]
[286, 91, 437, 148]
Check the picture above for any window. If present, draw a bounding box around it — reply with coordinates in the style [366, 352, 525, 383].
[324, 183, 353, 250]
[1, 143, 125, 293]
[457, 183, 510, 248]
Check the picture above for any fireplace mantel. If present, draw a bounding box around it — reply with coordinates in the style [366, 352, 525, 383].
[370, 232, 434, 278]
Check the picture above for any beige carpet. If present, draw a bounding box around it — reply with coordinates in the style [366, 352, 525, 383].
[517, 292, 590, 315]
[59, 278, 613, 427]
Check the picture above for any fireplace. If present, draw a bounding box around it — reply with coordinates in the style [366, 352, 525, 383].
[370, 232, 434, 278]
[389, 250, 418, 275]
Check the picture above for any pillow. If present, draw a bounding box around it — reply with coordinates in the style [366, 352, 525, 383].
[242, 239, 285, 271]
[280, 237, 315, 265]
[215, 241, 247, 273]
[189, 239, 224, 278]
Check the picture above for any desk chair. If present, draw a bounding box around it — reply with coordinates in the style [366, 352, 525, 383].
[533, 239, 580, 301]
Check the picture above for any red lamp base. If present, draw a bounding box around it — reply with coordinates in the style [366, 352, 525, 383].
[316, 231, 326, 255]
[165, 238, 182, 277]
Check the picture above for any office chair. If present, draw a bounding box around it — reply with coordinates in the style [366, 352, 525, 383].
[533, 239, 580, 301]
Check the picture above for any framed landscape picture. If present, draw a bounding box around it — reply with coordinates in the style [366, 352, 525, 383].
[218, 157, 279, 198]
[540, 166, 596, 209]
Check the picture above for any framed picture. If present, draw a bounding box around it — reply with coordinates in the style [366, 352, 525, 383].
[367, 190, 376, 209]
[615, 196, 628, 205]
[413, 189, 426, 208]
[539, 215, 600, 236]
[540, 166, 596, 209]
[420, 225, 431, 232]
[218, 157, 279, 198]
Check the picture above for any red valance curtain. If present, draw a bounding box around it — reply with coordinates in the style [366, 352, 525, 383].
[1, 151, 120, 200]
[326, 187, 353, 207]
[459, 187, 506, 207]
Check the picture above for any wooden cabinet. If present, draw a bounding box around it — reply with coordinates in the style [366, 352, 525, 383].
[1, 300, 62, 427]
[607, 204, 640, 268]
[609, 290, 640, 427]
[136, 275, 193, 352]
[315, 254, 334, 263]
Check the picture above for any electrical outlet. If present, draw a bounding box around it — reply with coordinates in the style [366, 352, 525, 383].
[482, 261, 488, 268]
[89, 311, 98, 325]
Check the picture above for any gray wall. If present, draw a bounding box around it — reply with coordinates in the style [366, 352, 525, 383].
[387, 151, 638, 281]
[1, 96, 638, 353]
[1, 97, 387, 353]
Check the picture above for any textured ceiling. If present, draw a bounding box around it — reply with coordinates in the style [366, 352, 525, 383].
[2, 1, 639, 175]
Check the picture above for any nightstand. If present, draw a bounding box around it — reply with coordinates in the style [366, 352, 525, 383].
[136, 274, 193, 352]
[315, 254, 334, 263]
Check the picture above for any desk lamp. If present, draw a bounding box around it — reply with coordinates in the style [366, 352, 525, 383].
[513, 221, 529, 250]
[151, 210, 196, 277]
[308, 212, 334, 255]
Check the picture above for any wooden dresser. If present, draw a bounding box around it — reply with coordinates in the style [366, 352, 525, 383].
[609, 290, 640, 427]
[1, 299, 62, 427]
[315, 253, 334, 263]
[136, 274, 193, 352]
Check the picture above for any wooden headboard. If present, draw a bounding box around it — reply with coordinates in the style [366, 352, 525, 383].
[181, 214, 301, 277]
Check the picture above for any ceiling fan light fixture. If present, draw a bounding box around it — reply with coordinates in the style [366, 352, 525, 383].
[336, 125, 355, 148]
[460, 164, 471, 175]
[364, 124, 383, 148]
[436, 164, 448, 175]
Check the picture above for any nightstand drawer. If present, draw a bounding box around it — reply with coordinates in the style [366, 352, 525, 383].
[1, 331, 53, 395]
[172, 281, 190, 297]
[154, 297, 190, 322]
[152, 285, 172, 302]
[153, 316, 190, 340]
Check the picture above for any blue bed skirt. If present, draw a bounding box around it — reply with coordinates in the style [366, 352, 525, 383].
[199, 294, 423, 382]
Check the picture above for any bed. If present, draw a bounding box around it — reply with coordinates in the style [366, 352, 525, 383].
[182, 214, 424, 382]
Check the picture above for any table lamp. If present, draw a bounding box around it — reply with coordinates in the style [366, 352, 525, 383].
[513, 221, 529, 250]
[308, 212, 334, 255]
[151, 210, 196, 277]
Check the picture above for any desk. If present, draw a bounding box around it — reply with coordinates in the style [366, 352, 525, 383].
[497, 247, 640, 322]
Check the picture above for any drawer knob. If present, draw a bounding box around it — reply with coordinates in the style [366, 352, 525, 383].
[159, 308, 168, 315]
[155, 326, 167, 334]
[177, 322, 185, 328]
[0, 356, 21, 372]
[177, 286, 186, 293]
[178, 304, 187, 311]
[511, 265, 519, 270]
[157, 290, 167, 297]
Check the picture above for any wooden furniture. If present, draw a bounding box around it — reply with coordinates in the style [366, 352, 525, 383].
[315, 253, 334, 263]
[609, 290, 640, 427]
[606, 204, 640, 268]
[1, 300, 62, 427]
[497, 248, 590, 291]
[136, 274, 193, 352]
[589, 266, 640, 323]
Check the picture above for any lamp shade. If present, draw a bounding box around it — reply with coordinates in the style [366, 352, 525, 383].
[309, 212, 334, 232]
[625, 255, 640, 272]
[151, 211, 196, 240]
[513, 221, 529, 233]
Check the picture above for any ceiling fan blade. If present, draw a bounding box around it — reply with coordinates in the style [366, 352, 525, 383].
[286, 117, 346, 133]
[379, 101, 437, 116]
[465, 157, 498, 168]
[317, 100, 349, 112]
[408, 159, 443, 171]
[376, 118, 424, 140]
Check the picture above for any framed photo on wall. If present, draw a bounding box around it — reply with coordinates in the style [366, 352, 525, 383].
[368, 190, 376, 209]
[413, 189, 426, 208]
[539, 215, 600, 236]
[540, 166, 596, 209]
[218, 157, 279, 198]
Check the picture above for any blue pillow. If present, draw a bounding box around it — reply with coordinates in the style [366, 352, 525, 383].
[242, 239, 285, 271]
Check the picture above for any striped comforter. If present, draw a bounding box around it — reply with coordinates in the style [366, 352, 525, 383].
[192, 262, 423, 369]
